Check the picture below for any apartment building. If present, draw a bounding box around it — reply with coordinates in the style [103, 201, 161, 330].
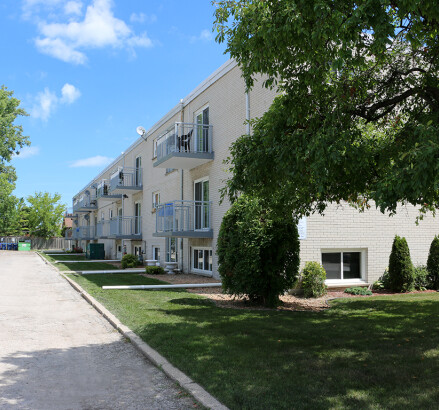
[68, 59, 439, 286]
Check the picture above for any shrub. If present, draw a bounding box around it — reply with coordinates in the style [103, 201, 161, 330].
[413, 265, 430, 290]
[427, 236, 439, 289]
[301, 262, 327, 298]
[217, 195, 300, 308]
[145, 266, 165, 275]
[121, 254, 140, 269]
[344, 287, 372, 296]
[373, 268, 391, 290]
[388, 235, 415, 292]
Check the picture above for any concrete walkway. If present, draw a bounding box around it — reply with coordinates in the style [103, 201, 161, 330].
[0, 251, 195, 409]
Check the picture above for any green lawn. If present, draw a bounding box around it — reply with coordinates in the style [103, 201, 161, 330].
[47, 254, 87, 261]
[41, 253, 119, 271]
[67, 273, 439, 409]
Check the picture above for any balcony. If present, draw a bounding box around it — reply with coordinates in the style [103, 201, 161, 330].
[69, 226, 96, 240]
[154, 122, 214, 170]
[96, 220, 110, 238]
[154, 200, 213, 238]
[109, 216, 142, 239]
[72, 192, 97, 212]
[109, 167, 142, 194]
[96, 180, 122, 201]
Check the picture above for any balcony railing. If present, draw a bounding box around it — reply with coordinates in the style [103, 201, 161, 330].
[96, 179, 122, 200]
[154, 200, 213, 238]
[109, 216, 142, 239]
[96, 220, 110, 238]
[109, 167, 142, 194]
[154, 122, 214, 169]
[69, 226, 96, 240]
[73, 193, 97, 212]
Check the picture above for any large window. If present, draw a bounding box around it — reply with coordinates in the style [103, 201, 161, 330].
[192, 248, 213, 273]
[152, 191, 160, 209]
[322, 251, 362, 280]
[166, 237, 178, 262]
[152, 246, 160, 262]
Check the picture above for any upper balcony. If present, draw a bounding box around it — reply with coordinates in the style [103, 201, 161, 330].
[154, 200, 213, 238]
[96, 179, 122, 201]
[96, 220, 110, 238]
[108, 167, 142, 195]
[109, 216, 142, 240]
[72, 191, 97, 213]
[153, 122, 214, 170]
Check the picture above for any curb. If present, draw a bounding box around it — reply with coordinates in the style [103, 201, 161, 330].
[36, 252, 228, 410]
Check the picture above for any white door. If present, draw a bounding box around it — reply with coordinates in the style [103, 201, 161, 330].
[194, 179, 209, 230]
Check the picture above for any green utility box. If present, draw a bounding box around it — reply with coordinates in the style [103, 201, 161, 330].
[86, 243, 105, 260]
[18, 242, 31, 251]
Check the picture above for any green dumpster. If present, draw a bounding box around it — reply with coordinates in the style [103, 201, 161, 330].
[18, 242, 31, 251]
[86, 243, 105, 260]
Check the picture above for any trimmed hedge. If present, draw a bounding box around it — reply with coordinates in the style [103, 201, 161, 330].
[301, 262, 327, 298]
[427, 236, 439, 289]
[388, 235, 415, 292]
[145, 266, 165, 275]
[217, 195, 300, 308]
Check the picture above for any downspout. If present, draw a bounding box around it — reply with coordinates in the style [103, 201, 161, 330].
[246, 91, 251, 134]
[180, 99, 184, 272]
[121, 151, 125, 257]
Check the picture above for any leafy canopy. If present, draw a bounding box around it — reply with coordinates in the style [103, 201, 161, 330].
[214, 0, 439, 217]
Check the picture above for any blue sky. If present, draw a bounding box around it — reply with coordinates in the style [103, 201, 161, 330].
[1, 0, 228, 208]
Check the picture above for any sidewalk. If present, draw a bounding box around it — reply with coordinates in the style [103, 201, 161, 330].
[0, 251, 195, 409]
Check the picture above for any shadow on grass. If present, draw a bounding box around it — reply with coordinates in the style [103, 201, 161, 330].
[71, 274, 439, 410]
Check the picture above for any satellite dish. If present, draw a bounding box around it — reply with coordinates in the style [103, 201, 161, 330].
[136, 126, 146, 139]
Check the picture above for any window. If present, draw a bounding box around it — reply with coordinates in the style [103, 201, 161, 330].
[321, 251, 362, 280]
[152, 191, 160, 209]
[134, 202, 141, 234]
[135, 156, 142, 186]
[195, 106, 209, 153]
[153, 139, 158, 158]
[101, 211, 104, 221]
[109, 209, 113, 219]
[153, 246, 160, 262]
[194, 178, 209, 230]
[134, 246, 142, 256]
[166, 238, 178, 262]
[192, 248, 213, 272]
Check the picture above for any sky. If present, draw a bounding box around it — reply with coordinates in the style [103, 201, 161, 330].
[1, 0, 229, 209]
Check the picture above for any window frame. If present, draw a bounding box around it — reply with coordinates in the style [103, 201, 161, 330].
[191, 246, 213, 274]
[321, 248, 367, 283]
[152, 191, 160, 209]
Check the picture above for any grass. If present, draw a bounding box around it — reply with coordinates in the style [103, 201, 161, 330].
[67, 273, 439, 410]
[41, 253, 119, 271]
[47, 254, 87, 261]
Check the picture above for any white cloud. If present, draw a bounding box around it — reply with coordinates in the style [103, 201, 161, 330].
[130, 12, 156, 24]
[26, 0, 153, 64]
[30, 87, 58, 121]
[30, 83, 81, 121]
[61, 83, 81, 104]
[190, 29, 213, 43]
[13, 146, 40, 159]
[64, 1, 82, 16]
[69, 155, 114, 168]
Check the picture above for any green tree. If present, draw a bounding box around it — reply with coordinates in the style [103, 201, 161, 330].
[214, 1, 439, 218]
[27, 192, 66, 238]
[388, 235, 415, 292]
[0, 86, 29, 235]
[217, 195, 300, 307]
[426, 236, 439, 289]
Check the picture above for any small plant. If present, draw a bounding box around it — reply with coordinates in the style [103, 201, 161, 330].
[413, 265, 430, 291]
[145, 266, 165, 275]
[427, 236, 439, 289]
[72, 246, 83, 253]
[301, 262, 327, 298]
[344, 287, 372, 296]
[388, 235, 415, 292]
[373, 268, 391, 290]
[121, 254, 140, 269]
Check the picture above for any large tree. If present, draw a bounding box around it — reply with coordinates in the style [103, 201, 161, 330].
[214, 1, 439, 217]
[0, 86, 29, 234]
[27, 192, 66, 238]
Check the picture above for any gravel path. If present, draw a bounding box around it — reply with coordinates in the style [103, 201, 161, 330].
[0, 251, 195, 410]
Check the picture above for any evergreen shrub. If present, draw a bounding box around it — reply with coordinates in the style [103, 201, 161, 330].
[145, 266, 165, 275]
[301, 261, 327, 298]
[427, 236, 439, 289]
[121, 254, 140, 269]
[388, 235, 415, 292]
[217, 195, 300, 308]
[344, 286, 372, 296]
[413, 265, 430, 290]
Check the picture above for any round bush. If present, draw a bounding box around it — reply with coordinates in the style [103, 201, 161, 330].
[217, 195, 300, 308]
[145, 266, 165, 275]
[121, 254, 140, 269]
[427, 236, 439, 289]
[388, 235, 415, 292]
[413, 265, 430, 290]
[301, 262, 327, 298]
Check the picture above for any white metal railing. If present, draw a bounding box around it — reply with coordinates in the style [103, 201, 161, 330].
[109, 216, 142, 237]
[96, 220, 110, 237]
[155, 200, 211, 234]
[156, 122, 212, 161]
[109, 167, 142, 192]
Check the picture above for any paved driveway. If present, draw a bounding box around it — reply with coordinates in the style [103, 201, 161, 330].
[0, 251, 194, 409]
